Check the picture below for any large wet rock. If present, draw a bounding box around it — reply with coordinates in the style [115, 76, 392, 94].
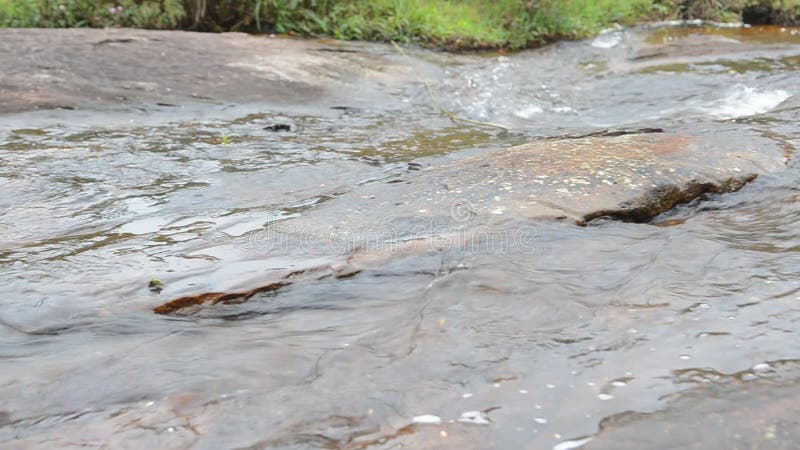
[284, 129, 784, 229]
[587, 368, 800, 449]
[0, 28, 412, 113]
[156, 128, 786, 313]
[614, 25, 800, 73]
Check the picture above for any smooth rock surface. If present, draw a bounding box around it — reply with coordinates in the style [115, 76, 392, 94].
[156, 129, 786, 312]
[281, 129, 784, 230]
[0, 28, 412, 113]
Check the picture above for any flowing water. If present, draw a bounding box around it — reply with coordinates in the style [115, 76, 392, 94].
[1, 25, 800, 449]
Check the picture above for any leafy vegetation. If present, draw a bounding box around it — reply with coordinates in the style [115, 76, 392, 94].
[1, 0, 799, 49]
[0, 0, 184, 28]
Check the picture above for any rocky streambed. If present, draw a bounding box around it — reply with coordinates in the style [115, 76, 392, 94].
[1, 24, 799, 449]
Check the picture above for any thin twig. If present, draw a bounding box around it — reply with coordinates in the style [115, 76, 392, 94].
[391, 41, 511, 132]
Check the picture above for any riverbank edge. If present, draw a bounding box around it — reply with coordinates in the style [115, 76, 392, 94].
[2, 1, 800, 51]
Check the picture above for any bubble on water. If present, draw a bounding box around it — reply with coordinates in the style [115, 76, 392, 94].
[597, 393, 614, 400]
[611, 381, 627, 387]
[546, 384, 555, 389]
[534, 417, 548, 424]
[413, 415, 442, 425]
[462, 393, 473, 398]
[741, 373, 757, 381]
[680, 355, 691, 360]
[519, 389, 528, 394]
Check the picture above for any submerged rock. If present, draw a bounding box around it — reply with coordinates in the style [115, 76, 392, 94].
[154, 129, 785, 314]
[587, 372, 800, 449]
[280, 129, 783, 231]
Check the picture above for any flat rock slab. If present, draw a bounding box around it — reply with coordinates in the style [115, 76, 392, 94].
[281, 129, 785, 232]
[587, 375, 800, 449]
[0, 28, 410, 113]
[612, 26, 800, 73]
[156, 129, 786, 313]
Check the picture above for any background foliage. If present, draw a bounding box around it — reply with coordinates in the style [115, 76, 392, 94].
[1, 0, 798, 49]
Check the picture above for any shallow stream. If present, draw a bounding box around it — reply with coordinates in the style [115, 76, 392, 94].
[1, 24, 800, 449]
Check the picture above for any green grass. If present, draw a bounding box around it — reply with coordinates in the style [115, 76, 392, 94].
[0, 0, 184, 28]
[202, 0, 658, 48]
[1, 0, 799, 49]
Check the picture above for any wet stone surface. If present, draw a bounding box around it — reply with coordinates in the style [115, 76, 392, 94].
[296, 129, 785, 227]
[0, 28, 415, 114]
[1, 24, 800, 450]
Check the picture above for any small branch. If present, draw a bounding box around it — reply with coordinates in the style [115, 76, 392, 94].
[390, 41, 511, 132]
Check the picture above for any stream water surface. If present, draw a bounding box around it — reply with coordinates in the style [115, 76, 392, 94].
[1, 25, 800, 449]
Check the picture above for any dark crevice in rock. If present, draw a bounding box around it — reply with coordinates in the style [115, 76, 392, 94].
[548, 127, 664, 140]
[153, 263, 362, 315]
[579, 174, 757, 225]
[153, 281, 289, 315]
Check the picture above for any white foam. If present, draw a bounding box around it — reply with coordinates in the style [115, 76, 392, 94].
[592, 32, 622, 49]
[753, 362, 772, 372]
[553, 437, 593, 450]
[412, 414, 442, 424]
[514, 104, 544, 119]
[706, 85, 790, 119]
